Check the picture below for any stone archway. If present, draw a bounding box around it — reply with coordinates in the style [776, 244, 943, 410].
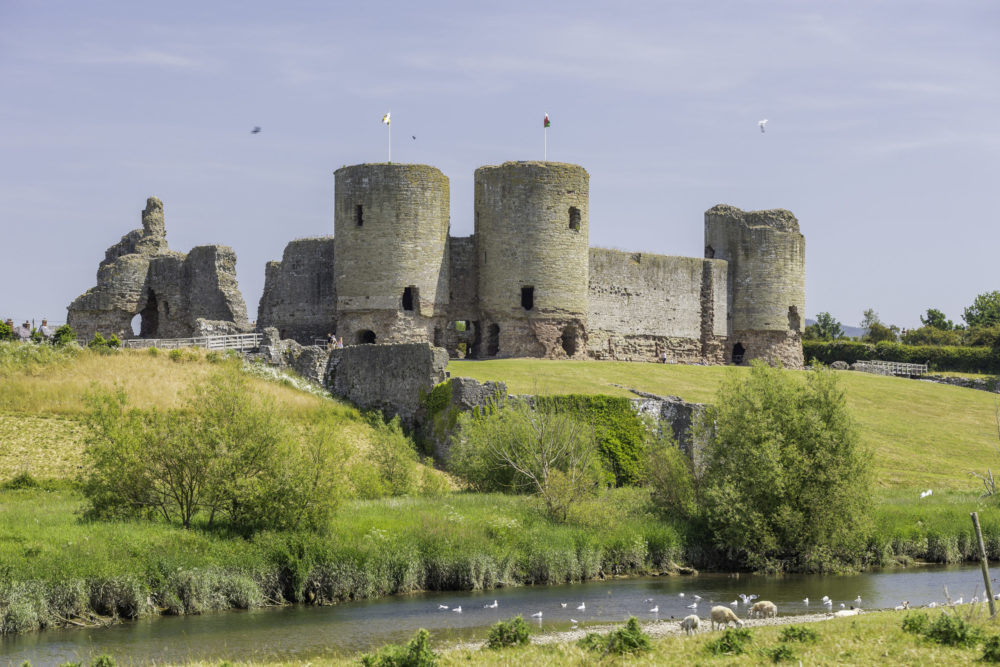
[138, 290, 159, 338]
[732, 342, 745, 364]
[357, 329, 376, 344]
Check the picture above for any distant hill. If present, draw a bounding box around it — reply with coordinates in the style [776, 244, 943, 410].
[805, 318, 865, 339]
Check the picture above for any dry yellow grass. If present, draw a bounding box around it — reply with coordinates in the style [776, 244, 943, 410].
[0, 413, 85, 480]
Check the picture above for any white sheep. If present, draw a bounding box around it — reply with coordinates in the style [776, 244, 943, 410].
[710, 605, 744, 630]
[749, 600, 777, 618]
[679, 614, 700, 635]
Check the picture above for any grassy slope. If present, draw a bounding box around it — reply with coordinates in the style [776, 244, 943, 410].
[450, 359, 999, 490]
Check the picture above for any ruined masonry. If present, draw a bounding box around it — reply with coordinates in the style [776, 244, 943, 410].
[69, 160, 805, 368]
[67, 197, 252, 340]
[258, 161, 805, 368]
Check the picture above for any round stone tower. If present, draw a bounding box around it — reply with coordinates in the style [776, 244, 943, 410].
[704, 204, 805, 368]
[474, 161, 589, 358]
[334, 163, 450, 345]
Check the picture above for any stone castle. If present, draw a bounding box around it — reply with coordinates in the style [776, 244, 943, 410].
[68, 161, 806, 368]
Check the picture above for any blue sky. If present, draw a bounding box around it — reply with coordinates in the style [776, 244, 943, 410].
[2, 0, 997, 330]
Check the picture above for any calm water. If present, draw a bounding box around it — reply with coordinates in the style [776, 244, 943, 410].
[4, 564, 999, 666]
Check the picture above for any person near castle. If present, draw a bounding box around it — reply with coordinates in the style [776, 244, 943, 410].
[336, 336, 344, 349]
[326, 332, 334, 349]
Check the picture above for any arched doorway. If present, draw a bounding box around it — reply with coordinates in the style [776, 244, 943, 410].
[487, 324, 500, 357]
[560, 324, 579, 357]
[357, 329, 376, 345]
[732, 342, 746, 364]
[138, 291, 159, 338]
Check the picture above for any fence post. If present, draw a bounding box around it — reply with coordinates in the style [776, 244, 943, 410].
[971, 512, 996, 616]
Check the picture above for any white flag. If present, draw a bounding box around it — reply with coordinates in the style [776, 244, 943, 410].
[382, 112, 391, 126]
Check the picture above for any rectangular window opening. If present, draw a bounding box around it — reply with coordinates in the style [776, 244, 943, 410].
[521, 286, 534, 311]
[355, 204, 364, 227]
[402, 286, 416, 311]
[568, 206, 581, 230]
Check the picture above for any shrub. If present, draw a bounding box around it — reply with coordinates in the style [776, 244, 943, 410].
[50, 324, 76, 347]
[2, 470, 39, 490]
[579, 617, 651, 656]
[646, 431, 696, 518]
[87, 332, 108, 349]
[696, 362, 873, 571]
[779, 625, 818, 643]
[448, 402, 602, 521]
[804, 340, 999, 373]
[764, 644, 797, 663]
[486, 615, 530, 649]
[923, 613, 983, 647]
[360, 628, 437, 667]
[91, 656, 116, 667]
[0, 321, 12, 341]
[705, 627, 753, 655]
[983, 635, 1000, 662]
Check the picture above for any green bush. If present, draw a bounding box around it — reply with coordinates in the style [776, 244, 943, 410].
[696, 362, 873, 571]
[486, 615, 530, 649]
[646, 431, 696, 519]
[923, 613, 983, 647]
[50, 324, 76, 347]
[578, 617, 651, 656]
[705, 627, 753, 655]
[360, 628, 437, 666]
[983, 635, 1000, 662]
[2, 471, 39, 490]
[0, 321, 13, 341]
[764, 644, 797, 663]
[779, 625, 818, 643]
[90, 656, 116, 667]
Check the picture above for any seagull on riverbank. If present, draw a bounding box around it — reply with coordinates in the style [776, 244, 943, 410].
[570, 618, 579, 625]
[484, 600, 498, 609]
[686, 602, 698, 609]
[577, 603, 586, 610]
[928, 602, 939, 608]
[453, 606, 462, 613]
[920, 489, 933, 498]
[438, 604, 449, 609]
[803, 597, 809, 605]
[821, 595, 830, 603]
[650, 605, 659, 613]
[532, 611, 543, 618]
[854, 596, 863, 605]
[729, 600, 738, 607]
[679, 593, 685, 598]
[693, 595, 702, 602]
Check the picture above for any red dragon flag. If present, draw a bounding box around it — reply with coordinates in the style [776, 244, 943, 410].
[544, 113, 550, 128]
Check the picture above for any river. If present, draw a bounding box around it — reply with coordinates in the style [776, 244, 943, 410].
[4, 564, 999, 666]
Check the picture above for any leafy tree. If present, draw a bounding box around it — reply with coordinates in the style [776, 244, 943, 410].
[860, 308, 881, 331]
[50, 324, 76, 347]
[965, 324, 1000, 349]
[695, 362, 873, 571]
[921, 308, 954, 330]
[81, 368, 341, 533]
[448, 401, 602, 521]
[646, 431, 697, 519]
[863, 322, 899, 343]
[901, 326, 962, 347]
[964, 291, 1000, 329]
[804, 312, 844, 341]
[0, 321, 12, 341]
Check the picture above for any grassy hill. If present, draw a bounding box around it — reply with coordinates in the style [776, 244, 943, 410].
[449, 359, 999, 491]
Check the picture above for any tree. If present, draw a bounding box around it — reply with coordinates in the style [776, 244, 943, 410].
[81, 367, 341, 533]
[860, 308, 881, 331]
[0, 321, 12, 341]
[804, 312, 844, 341]
[695, 362, 873, 571]
[448, 401, 602, 521]
[964, 291, 1000, 329]
[860, 309, 898, 343]
[921, 308, 954, 331]
[50, 324, 76, 347]
[902, 326, 962, 347]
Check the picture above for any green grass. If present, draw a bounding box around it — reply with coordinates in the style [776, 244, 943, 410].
[450, 359, 1000, 490]
[171, 608, 1000, 665]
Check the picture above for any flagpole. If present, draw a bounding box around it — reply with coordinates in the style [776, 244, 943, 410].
[388, 109, 392, 163]
[544, 125, 547, 161]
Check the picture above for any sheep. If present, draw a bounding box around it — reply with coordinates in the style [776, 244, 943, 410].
[679, 614, 700, 635]
[749, 600, 777, 618]
[710, 605, 744, 630]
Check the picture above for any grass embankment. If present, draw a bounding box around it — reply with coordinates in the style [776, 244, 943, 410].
[450, 359, 1000, 490]
[171, 608, 1000, 665]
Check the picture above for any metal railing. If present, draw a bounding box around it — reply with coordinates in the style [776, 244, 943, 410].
[853, 360, 928, 377]
[122, 333, 263, 352]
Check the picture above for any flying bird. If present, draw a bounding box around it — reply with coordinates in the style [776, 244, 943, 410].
[758, 119, 768, 133]
[560, 603, 567, 608]
[412, 135, 417, 140]
[251, 126, 261, 134]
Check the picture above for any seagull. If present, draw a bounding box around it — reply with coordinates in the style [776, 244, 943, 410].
[686, 602, 698, 609]
[570, 618, 579, 624]
[693, 595, 702, 602]
[928, 602, 939, 608]
[531, 611, 543, 618]
[438, 604, 449, 610]
[803, 598, 809, 605]
[840, 603, 846, 609]
[821, 595, 831, 603]
[920, 489, 933, 498]
[748, 594, 758, 601]
[643, 598, 654, 603]
[955, 597, 964, 605]
[484, 600, 498, 609]
[729, 600, 738, 607]
[854, 596, 862, 605]
[453, 606, 462, 613]
[650, 605, 659, 613]
[560, 603, 567, 608]
[577, 603, 586, 610]
[251, 126, 261, 134]
[758, 119, 768, 133]
[679, 593, 685, 598]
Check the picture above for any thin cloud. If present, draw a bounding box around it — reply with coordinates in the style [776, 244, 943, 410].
[76, 47, 214, 71]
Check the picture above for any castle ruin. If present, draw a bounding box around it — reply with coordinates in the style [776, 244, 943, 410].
[68, 161, 805, 368]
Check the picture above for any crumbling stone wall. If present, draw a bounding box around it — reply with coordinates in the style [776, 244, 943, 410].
[67, 197, 251, 341]
[704, 204, 805, 369]
[587, 249, 728, 363]
[323, 342, 449, 427]
[257, 237, 337, 343]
